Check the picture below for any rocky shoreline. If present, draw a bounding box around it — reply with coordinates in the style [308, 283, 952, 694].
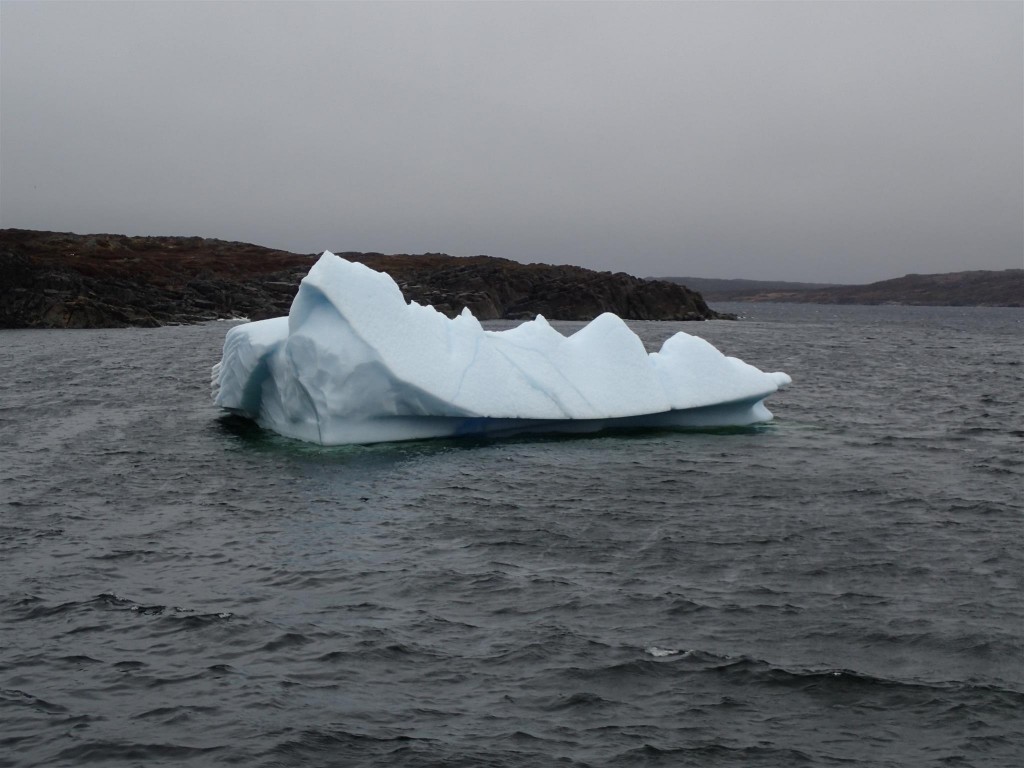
[0, 229, 727, 329]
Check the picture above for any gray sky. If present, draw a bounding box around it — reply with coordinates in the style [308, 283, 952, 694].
[1, 1, 1021, 282]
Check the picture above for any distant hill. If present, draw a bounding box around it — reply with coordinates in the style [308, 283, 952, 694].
[658, 271, 1024, 307]
[0, 229, 725, 328]
[657, 277, 841, 296]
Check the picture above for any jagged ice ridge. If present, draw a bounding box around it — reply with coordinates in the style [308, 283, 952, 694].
[211, 253, 791, 445]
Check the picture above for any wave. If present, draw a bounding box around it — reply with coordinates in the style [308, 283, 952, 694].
[573, 648, 1024, 703]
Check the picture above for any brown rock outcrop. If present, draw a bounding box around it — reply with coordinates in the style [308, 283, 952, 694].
[0, 229, 727, 329]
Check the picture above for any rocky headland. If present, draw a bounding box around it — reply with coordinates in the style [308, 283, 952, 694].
[0, 229, 726, 329]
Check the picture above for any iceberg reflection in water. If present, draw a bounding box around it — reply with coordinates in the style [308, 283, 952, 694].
[211, 253, 791, 445]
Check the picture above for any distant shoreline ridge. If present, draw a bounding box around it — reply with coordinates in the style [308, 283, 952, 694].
[656, 271, 1023, 307]
[1, 228, 1020, 330]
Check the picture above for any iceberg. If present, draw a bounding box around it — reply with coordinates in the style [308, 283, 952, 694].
[211, 252, 791, 445]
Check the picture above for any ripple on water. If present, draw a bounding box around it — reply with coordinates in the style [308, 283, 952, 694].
[0, 308, 1022, 767]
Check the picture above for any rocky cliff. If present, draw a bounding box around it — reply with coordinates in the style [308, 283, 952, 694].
[0, 229, 727, 329]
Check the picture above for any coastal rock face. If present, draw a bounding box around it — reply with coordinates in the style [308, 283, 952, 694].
[0, 229, 725, 329]
[340, 252, 718, 322]
[0, 230, 312, 328]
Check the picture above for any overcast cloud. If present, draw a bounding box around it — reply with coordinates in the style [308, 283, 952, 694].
[1, 1, 1021, 282]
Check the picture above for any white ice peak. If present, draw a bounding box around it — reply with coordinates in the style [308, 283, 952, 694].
[212, 252, 791, 444]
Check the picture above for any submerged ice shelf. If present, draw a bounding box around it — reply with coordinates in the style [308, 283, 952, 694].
[211, 252, 791, 445]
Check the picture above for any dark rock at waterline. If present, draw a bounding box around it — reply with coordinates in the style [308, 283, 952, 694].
[0, 229, 729, 329]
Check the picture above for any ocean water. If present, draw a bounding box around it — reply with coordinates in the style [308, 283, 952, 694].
[1, 303, 1021, 767]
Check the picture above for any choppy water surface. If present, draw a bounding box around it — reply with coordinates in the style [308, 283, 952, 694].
[1, 304, 1021, 767]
